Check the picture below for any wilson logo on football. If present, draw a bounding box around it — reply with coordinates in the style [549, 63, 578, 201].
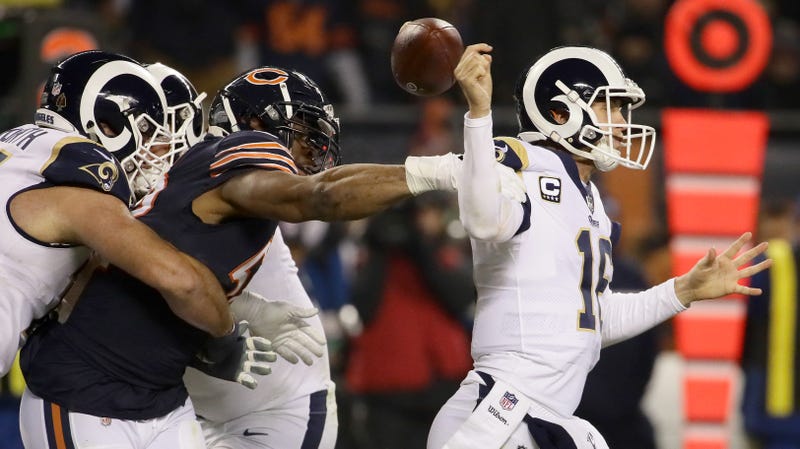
[245, 68, 289, 86]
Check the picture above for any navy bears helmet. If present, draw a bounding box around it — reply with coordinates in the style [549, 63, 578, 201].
[514, 46, 655, 171]
[36, 50, 172, 198]
[208, 67, 341, 174]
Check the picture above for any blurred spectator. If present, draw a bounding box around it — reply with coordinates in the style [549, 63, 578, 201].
[355, 0, 428, 103]
[757, 197, 798, 243]
[354, 0, 474, 103]
[470, 0, 561, 105]
[126, 0, 246, 101]
[742, 199, 800, 449]
[239, 0, 371, 110]
[408, 97, 456, 156]
[345, 194, 473, 449]
[762, 19, 800, 109]
[607, 0, 672, 107]
[575, 230, 672, 449]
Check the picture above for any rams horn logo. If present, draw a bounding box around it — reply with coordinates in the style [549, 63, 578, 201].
[245, 68, 289, 86]
[494, 140, 510, 163]
[80, 162, 119, 191]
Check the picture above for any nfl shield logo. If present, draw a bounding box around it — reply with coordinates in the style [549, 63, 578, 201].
[499, 391, 518, 411]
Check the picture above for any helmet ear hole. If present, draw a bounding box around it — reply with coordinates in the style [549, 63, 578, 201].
[94, 97, 126, 136]
[548, 108, 568, 125]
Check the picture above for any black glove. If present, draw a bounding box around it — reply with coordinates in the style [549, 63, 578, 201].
[190, 321, 276, 389]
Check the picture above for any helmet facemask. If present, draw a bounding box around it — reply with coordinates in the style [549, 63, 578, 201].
[266, 101, 341, 174]
[120, 112, 173, 199]
[166, 91, 207, 158]
[571, 83, 654, 172]
[92, 94, 173, 199]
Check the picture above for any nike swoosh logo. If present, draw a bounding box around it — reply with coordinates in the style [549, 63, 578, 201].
[243, 429, 269, 437]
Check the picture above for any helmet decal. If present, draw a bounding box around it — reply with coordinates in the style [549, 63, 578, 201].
[245, 68, 289, 85]
[79, 161, 120, 191]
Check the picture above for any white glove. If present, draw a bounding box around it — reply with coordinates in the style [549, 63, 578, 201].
[230, 290, 327, 365]
[190, 320, 276, 389]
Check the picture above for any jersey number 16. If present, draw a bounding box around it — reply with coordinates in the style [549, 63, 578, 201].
[576, 229, 612, 331]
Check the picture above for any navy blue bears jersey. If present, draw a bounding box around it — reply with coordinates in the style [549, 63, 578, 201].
[20, 131, 295, 420]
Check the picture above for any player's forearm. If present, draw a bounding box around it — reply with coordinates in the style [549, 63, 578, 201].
[307, 164, 412, 220]
[159, 255, 235, 337]
[75, 199, 233, 336]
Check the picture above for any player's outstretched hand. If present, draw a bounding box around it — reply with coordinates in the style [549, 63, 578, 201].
[674, 232, 773, 306]
[231, 290, 327, 366]
[190, 320, 275, 389]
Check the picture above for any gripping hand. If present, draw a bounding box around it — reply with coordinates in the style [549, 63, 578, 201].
[231, 290, 327, 365]
[190, 320, 275, 389]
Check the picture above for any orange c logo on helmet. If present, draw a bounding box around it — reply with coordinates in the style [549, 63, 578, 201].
[245, 68, 289, 85]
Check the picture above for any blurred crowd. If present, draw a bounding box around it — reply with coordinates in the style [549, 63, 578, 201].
[2, 0, 799, 112]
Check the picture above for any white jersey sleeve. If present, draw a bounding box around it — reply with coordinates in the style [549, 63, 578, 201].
[599, 278, 687, 347]
[459, 113, 525, 242]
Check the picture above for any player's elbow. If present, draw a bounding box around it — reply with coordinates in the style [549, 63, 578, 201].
[461, 215, 507, 241]
[157, 265, 205, 304]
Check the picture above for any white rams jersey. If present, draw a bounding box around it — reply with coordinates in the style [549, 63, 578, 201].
[184, 226, 332, 422]
[469, 137, 617, 417]
[0, 124, 130, 374]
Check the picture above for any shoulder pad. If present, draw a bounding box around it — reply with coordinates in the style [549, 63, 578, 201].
[40, 136, 133, 206]
[210, 130, 298, 178]
[492, 137, 529, 171]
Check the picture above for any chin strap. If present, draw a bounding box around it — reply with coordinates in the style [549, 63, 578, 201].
[517, 131, 546, 143]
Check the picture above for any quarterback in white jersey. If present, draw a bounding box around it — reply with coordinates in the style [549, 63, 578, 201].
[185, 227, 337, 449]
[0, 51, 238, 376]
[427, 45, 772, 449]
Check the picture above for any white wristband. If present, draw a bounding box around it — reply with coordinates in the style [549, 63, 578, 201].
[404, 154, 459, 196]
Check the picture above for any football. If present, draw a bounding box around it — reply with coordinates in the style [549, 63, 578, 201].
[391, 18, 464, 97]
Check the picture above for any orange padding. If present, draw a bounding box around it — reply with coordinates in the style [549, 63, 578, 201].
[675, 312, 745, 360]
[684, 436, 728, 449]
[662, 108, 768, 175]
[684, 374, 734, 422]
[667, 190, 759, 236]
